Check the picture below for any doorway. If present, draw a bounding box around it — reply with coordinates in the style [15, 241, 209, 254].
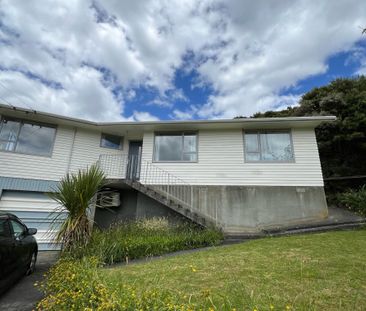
[127, 141, 142, 180]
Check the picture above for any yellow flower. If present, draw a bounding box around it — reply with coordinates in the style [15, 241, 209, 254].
[286, 306, 291, 310]
[270, 305, 274, 310]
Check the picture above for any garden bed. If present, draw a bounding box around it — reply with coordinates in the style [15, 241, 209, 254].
[68, 218, 224, 264]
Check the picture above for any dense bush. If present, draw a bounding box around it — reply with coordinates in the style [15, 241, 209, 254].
[337, 185, 366, 217]
[67, 217, 224, 264]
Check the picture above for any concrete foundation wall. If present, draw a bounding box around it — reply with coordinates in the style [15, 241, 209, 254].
[95, 185, 328, 234]
[94, 189, 184, 229]
[191, 185, 328, 234]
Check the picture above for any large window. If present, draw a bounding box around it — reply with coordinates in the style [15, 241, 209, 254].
[244, 130, 294, 162]
[100, 133, 123, 150]
[0, 117, 56, 157]
[154, 132, 197, 162]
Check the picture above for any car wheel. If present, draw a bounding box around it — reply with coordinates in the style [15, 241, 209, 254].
[26, 252, 37, 275]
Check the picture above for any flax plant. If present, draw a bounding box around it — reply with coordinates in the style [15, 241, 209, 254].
[48, 163, 106, 251]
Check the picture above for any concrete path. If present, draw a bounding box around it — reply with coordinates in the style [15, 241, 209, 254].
[0, 251, 59, 311]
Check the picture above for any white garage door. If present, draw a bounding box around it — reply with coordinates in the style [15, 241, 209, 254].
[0, 190, 66, 250]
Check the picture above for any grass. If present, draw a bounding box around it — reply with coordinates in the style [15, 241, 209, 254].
[37, 229, 366, 310]
[104, 229, 366, 310]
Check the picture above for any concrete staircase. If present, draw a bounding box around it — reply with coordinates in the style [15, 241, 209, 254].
[98, 153, 219, 228]
[123, 179, 218, 228]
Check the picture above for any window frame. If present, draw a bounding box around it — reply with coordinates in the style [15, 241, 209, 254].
[243, 129, 295, 163]
[0, 116, 57, 158]
[153, 131, 198, 163]
[100, 133, 124, 150]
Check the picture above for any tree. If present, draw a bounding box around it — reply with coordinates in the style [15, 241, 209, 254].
[49, 164, 106, 251]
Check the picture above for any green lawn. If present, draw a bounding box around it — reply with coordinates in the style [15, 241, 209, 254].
[104, 229, 366, 310]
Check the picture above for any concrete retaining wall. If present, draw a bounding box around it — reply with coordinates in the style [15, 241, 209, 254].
[94, 185, 328, 234]
[191, 185, 328, 234]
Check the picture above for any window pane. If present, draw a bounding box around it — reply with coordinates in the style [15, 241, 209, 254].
[155, 135, 183, 161]
[10, 220, 25, 238]
[245, 133, 259, 153]
[246, 152, 260, 161]
[260, 133, 293, 161]
[101, 134, 122, 149]
[183, 135, 197, 153]
[183, 153, 197, 161]
[0, 120, 20, 151]
[15, 123, 56, 156]
[0, 140, 16, 151]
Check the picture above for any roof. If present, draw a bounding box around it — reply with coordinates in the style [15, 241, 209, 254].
[0, 103, 336, 135]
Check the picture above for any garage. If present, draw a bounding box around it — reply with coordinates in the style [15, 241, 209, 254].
[0, 190, 65, 250]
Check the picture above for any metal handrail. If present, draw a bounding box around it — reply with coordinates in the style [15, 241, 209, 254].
[97, 154, 129, 179]
[138, 157, 194, 209]
[98, 154, 195, 210]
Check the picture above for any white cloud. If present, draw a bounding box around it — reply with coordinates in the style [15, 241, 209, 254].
[132, 111, 159, 121]
[0, 0, 365, 121]
[172, 109, 194, 120]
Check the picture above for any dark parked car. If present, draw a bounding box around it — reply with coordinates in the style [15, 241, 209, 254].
[0, 212, 38, 295]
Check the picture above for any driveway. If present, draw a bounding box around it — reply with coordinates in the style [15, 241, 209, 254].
[0, 251, 59, 311]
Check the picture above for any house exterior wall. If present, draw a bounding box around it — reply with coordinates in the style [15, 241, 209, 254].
[0, 124, 127, 181]
[141, 128, 324, 186]
[0, 112, 329, 235]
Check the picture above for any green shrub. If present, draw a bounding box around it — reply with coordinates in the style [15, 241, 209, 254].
[68, 218, 223, 264]
[48, 164, 105, 251]
[337, 185, 366, 217]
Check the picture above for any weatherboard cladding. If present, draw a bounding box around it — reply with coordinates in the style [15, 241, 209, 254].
[0, 125, 126, 182]
[141, 128, 324, 187]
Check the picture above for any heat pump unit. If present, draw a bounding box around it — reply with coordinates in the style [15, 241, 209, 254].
[97, 191, 120, 208]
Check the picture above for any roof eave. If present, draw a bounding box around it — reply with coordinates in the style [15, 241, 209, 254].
[0, 103, 336, 131]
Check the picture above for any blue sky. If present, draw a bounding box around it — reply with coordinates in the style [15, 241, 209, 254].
[281, 40, 366, 97]
[126, 40, 366, 119]
[0, 1, 365, 121]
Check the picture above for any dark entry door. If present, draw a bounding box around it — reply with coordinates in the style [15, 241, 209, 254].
[127, 141, 142, 180]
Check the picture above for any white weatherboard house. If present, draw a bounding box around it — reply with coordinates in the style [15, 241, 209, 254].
[0, 104, 335, 250]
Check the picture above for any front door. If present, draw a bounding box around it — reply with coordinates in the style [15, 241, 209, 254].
[127, 141, 142, 180]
